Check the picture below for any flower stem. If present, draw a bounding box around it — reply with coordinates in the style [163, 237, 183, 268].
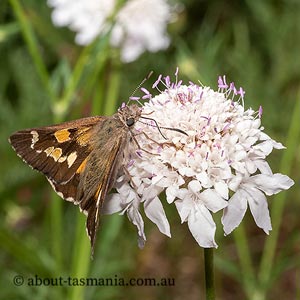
[9, 0, 54, 101]
[233, 223, 256, 298]
[69, 213, 91, 300]
[204, 248, 215, 300]
[258, 87, 300, 295]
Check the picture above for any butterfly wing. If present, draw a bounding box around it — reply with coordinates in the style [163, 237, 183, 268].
[9, 115, 129, 255]
[78, 134, 127, 254]
[43, 119, 129, 255]
[9, 116, 105, 186]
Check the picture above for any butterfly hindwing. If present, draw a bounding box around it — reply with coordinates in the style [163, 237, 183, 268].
[77, 124, 128, 253]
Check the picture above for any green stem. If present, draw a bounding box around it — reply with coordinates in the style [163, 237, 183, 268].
[233, 223, 256, 298]
[103, 60, 122, 115]
[9, 0, 54, 101]
[61, 47, 91, 103]
[50, 193, 63, 274]
[67, 49, 121, 300]
[258, 91, 300, 294]
[204, 248, 215, 300]
[69, 213, 91, 300]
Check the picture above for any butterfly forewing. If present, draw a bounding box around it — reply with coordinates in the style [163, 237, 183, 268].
[9, 116, 105, 185]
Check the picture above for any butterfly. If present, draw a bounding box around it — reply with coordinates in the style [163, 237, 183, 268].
[9, 103, 143, 256]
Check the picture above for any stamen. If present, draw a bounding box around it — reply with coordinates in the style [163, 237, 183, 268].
[141, 87, 151, 95]
[128, 159, 135, 167]
[218, 75, 228, 89]
[152, 74, 162, 89]
[165, 76, 171, 87]
[136, 150, 143, 158]
[258, 105, 263, 118]
[130, 96, 141, 101]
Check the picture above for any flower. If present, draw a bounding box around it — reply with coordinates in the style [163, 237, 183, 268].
[47, 0, 173, 62]
[103, 71, 294, 248]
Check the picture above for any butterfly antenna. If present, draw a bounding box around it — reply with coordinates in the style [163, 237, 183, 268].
[128, 71, 154, 104]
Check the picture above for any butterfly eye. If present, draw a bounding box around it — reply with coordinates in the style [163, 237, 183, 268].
[126, 118, 135, 127]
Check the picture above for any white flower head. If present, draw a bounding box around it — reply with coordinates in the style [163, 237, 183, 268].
[105, 70, 294, 248]
[47, 0, 173, 62]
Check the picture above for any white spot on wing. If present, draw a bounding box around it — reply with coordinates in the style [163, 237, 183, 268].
[67, 151, 77, 168]
[30, 130, 39, 149]
[58, 155, 67, 163]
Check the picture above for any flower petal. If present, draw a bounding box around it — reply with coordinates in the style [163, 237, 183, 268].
[214, 181, 229, 199]
[200, 189, 228, 213]
[248, 173, 294, 195]
[189, 180, 202, 193]
[247, 187, 272, 234]
[166, 185, 179, 203]
[253, 140, 285, 156]
[102, 194, 124, 215]
[127, 205, 146, 248]
[188, 205, 217, 248]
[175, 197, 192, 223]
[254, 160, 273, 175]
[144, 196, 171, 237]
[222, 189, 248, 235]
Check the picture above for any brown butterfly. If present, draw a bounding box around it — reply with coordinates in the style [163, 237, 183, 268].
[9, 104, 143, 255]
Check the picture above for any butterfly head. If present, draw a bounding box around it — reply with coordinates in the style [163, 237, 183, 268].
[118, 104, 142, 128]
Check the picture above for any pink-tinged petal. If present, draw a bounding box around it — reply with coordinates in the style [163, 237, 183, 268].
[248, 173, 294, 195]
[166, 185, 179, 203]
[245, 160, 257, 174]
[272, 141, 285, 149]
[247, 187, 272, 234]
[175, 198, 192, 223]
[200, 189, 228, 213]
[188, 180, 202, 193]
[137, 235, 146, 249]
[144, 197, 171, 237]
[254, 160, 273, 175]
[228, 175, 243, 192]
[214, 181, 229, 199]
[127, 206, 146, 248]
[258, 133, 285, 150]
[102, 194, 124, 214]
[254, 140, 285, 156]
[222, 189, 248, 235]
[188, 205, 217, 248]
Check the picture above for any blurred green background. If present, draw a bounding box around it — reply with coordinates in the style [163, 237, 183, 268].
[0, 0, 299, 299]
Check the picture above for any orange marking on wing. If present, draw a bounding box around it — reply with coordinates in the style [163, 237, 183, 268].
[51, 148, 63, 161]
[54, 129, 71, 143]
[76, 128, 92, 146]
[76, 158, 88, 174]
[44, 146, 54, 156]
